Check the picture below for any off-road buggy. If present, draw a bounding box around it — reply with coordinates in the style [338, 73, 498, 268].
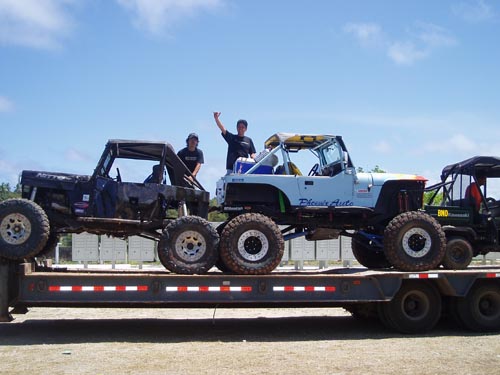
[425, 156, 500, 269]
[215, 133, 446, 274]
[0, 140, 218, 274]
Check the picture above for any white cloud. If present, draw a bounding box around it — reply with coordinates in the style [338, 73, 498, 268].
[343, 21, 457, 66]
[452, 0, 495, 23]
[424, 133, 477, 153]
[0, 95, 14, 112]
[116, 0, 223, 35]
[387, 41, 428, 65]
[414, 22, 458, 48]
[343, 22, 383, 47]
[0, 0, 75, 49]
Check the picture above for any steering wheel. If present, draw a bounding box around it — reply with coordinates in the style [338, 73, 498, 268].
[116, 167, 122, 182]
[308, 163, 320, 176]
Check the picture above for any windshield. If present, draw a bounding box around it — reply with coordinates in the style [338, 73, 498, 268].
[319, 141, 342, 167]
[99, 152, 113, 177]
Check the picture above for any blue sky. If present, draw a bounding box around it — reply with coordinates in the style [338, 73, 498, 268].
[1, 0, 499, 194]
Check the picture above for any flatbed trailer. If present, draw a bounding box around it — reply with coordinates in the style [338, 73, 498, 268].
[1, 260, 499, 334]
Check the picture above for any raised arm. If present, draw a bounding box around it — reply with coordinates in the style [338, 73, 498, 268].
[213, 112, 226, 135]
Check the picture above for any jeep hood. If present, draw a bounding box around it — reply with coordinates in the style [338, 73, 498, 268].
[21, 170, 91, 190]
[369, 172, 427, 186]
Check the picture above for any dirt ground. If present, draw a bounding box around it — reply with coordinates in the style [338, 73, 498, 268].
[1, 306, 499, 375]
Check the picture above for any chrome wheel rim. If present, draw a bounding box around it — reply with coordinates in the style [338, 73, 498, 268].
[0, 213, 31, 245]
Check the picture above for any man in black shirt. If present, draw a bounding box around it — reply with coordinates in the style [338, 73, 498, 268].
[213, 112, 256, 174]
[177, 133, 204, 179]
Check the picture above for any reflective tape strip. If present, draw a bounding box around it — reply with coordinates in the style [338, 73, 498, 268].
[408, 274, 439, 279]
[48, 285, 148, 292]
[486, 273, 500, 278]
[273, 286, 336, 292]
[165, 286, 252, 292]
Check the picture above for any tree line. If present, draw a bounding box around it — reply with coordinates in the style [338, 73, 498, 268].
[0, 183, 21, 201]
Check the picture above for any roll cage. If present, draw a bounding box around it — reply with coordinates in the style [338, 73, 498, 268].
[243, 133, 354, 176]
[426, 156, 500, 210]
[93, 140, 205, 191]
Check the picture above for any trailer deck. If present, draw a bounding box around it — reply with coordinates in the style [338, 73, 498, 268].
[2, 260, 499, 334]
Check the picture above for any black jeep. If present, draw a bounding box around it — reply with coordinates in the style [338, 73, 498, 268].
[425, 156, 500, 269]
[0, 140, 218, 274]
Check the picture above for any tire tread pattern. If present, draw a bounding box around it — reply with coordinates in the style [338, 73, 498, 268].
[220, 213, 284, 275]
[384, 211, 446, 271]
[158, 216, 219, 275]
[0, 199, 50, 260]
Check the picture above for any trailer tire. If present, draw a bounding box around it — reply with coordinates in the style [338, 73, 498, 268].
[220, 213, 284, 275]
[378, 281, 442, 333]
[441, 237, 473, 270]
[384, 211, 446, 271]
[0, 199, 50, 260]
[158, 216, 219, 274]
[453, 282, 500, 332]
[352, 232, 391, 269]
[344, 303, 378, 320]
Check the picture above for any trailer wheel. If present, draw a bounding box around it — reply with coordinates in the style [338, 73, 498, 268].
[158, 216, 219, 274]
[215, 221, 232, 273]
[453, 282, 500, 332]
[441, 237, 473, 270]
[351, 232, 391, 269]
[344, 303, 378, 320]
[384, 211, 446, 271]
[220, 213, 284, 275]
[0, 199, 50, 260]
[378, 281, 442, 333]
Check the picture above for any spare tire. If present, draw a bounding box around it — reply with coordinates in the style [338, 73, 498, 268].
[384, 211, 445, 271]
[0, 199, 50, 260]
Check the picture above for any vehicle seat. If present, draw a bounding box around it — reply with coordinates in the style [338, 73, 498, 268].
[144, 164, 163, 184]
[321, 162, 342, 177]
[274, 162, 302, 176]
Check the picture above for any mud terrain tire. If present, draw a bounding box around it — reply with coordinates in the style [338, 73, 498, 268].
[37, 231, 61, 258]
[215, 221, 232, 273]
[158, 216, 219, 274]
[384, 211, 445, 271]
[351, 232, 391, 269]
[0, 198, 50, 260]
[220, 213, 284, 275]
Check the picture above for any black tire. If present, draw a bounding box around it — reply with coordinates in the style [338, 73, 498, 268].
[215, 221, 232, 273]
[453, 282, 500, 332]
[0, 199, 50, 260]
[441, 237, 473, 270]
[220, 213, 284, 275]
[384, 211, 446, 271]
[378, 281, 442, 333]
[351, 232, 391, 269]
[158, 216, 219, 274]
[36, 231, 60, 258]
[344, 303, 378, 320]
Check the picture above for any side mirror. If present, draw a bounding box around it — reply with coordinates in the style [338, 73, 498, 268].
[343, 151, 349, 167]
